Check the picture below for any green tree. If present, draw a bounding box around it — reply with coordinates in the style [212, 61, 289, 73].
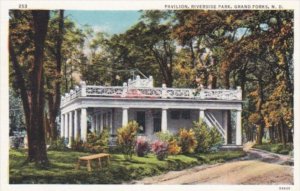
[9, 10, 50, 164]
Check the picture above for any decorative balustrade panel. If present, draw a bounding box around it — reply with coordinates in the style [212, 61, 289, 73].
[86, 86, 124, 97]
[76, 89, 82, 97]
[197, 89, 242, 100]
[126, 87, 162, 98]
[70, 91, 77, 100]
[166, 88, 194, 98]
[61, 89, 81, 106]
[61, 85, 242, 106]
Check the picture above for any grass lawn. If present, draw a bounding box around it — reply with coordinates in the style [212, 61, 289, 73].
[253, 143, 293, 155]
[10, 149, 246, 184]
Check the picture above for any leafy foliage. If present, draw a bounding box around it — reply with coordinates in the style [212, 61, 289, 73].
[155, 131, 174, 142]
[151, 140, 169, 160]
[254, 143, 293, 155]
[9, 89, 26, 136]
[117, 121, 139, 160]
[178, 128, 197, 154]
[167, 139, 181, 155]
[71, 129, 109, 153]
[48, 138, 68, 151]
[135, 136, 150, 157]
[193, 120, 223, 153]
[155, 131, 181, 155]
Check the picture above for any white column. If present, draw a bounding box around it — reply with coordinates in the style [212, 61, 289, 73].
[199, 109, 205, 121]
[110, 110, 113, 128]
[74, 110, 78, 141]
[91, 115, 95, 133]
[68, 112, 73, 147]
[111, 109, 114, 134]
[223, 110, 228, 145]
[81, 108, 87, 142]
[64, 113, 69, 139]
[60, 114, 65, 138]
[100, 112, 104, 131]
[161, 108, 167, 132]
[122, 107, 128, 126]
[236, 110, 242, 145]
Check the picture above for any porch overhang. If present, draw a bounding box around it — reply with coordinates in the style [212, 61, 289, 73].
[61, 96, 242, 113]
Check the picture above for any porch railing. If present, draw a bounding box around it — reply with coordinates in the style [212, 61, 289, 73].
[61, 81, 242, 107]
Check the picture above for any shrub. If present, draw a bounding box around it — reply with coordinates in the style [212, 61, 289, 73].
[71, 129, 109, 153]
[117, 121, 139, 160]
[156, 131, 181, 155]
[91, 128, 109, 152]
[270, 144, 292, 155]
[155, 131, 174, 142]
[71, 139, 85, 152]
[178, 128, 197, 154]
[10, 136, 24, 149]
[193, 120, 222, 153]
[48, 138, 68, 151]
[168, 139, 181, 155]
[135, 136, 150, 157]
[151, 140, 168, 160]
[208, 126, 223, 149]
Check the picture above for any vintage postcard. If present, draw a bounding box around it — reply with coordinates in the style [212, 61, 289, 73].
[0, 0, 299, 191]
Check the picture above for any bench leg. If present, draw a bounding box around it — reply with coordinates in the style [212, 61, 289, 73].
[87, 160, 92, 172]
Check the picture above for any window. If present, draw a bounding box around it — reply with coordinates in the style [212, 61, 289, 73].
[171, 111, 180, 119]
[153, 118, 161, 133]
[171, 110, 190, 120]
[181, 110, 190, 119]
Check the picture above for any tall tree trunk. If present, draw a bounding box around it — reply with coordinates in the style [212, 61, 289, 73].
[189, 40, 196, 67]
[270, 126, 275, 143]
[27, 11, 50, 164]
[211, 75, 217, 89]
[10, 10, 50, 164]
[287, 128, 293, 143]
[276, 124, 282, 143]
[240, 61, 248, 99]
[48, 10, 64, 141]
[280, 117, 287, 147]
[251, 126, 254, 142]
[150, 48, 173, 87]
[255, 79, 265, 145]
[44, 113, 51, 139]
[256, 125, 264, 145]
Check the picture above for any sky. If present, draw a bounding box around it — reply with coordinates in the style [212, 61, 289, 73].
[65, 10, 142, 35]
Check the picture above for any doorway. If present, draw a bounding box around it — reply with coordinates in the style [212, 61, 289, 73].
[136, 111, 145, 133]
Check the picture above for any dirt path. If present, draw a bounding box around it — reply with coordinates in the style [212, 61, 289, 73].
[133, 147, 294, 185]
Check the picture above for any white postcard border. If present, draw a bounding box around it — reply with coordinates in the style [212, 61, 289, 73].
[1, 1, 299, 191]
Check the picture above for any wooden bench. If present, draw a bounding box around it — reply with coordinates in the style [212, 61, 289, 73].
[76, 153, 111, 171]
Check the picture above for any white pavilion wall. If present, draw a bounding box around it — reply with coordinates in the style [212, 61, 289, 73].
[94, 108, 227, 137]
